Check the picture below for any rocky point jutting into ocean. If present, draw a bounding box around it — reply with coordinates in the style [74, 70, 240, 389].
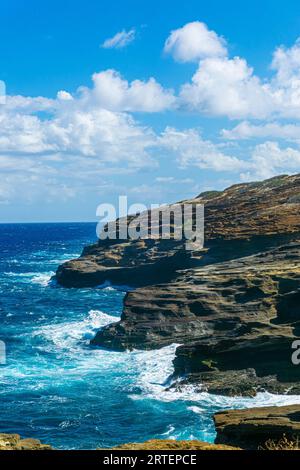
[56, 174, 300, 398]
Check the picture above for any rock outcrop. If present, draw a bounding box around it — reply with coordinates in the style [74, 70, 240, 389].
[111, 439, 239, 450]
[56, 174, 300, 396]
[214, 404, 300, 449]
[0, 433, 52, 450]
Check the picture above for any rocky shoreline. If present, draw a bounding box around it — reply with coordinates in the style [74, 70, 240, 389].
[56, 174, 300, 396]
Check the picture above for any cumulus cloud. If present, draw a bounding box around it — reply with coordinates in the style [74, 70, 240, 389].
[172, 22, 300, 120]
[87, 69, 175, 112]
[242, 141, 300, 180]
[3, 95, 55, 114]
[158, 128, 300, 181]
[0, 70, 168, 205]
[101, 29, 136, 49]
[2, 29, 300, 208]
[221, 121, 300, 142]
[271, 39, 300, 84]
[180, 56, 273, 119]
[57, 90, 73, 101]
[159, 127, 247, 171]
[0, 68, 174, 166]
[0, 105, 156, 165]
[164, 21, 227, 62]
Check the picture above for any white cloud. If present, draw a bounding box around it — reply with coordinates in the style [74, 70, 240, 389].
[174, 24, 300, 120]
[242, 141, 300, 180]
[164, 21, 227, 62]
[158, 127, 300, 181]
[4, 95, 55, 114]
[0, 68, 175, 172]
[159, 127, 247, 171]
[180, 56, 273, 119]
[57, 90, 73, 101]
[155, 176, 194, 184]
[0, 71, 166, 204]
[2, 32, 300, 209]
[87, 69, 175, 112]
[101, 29, 136, 49]
[0, 106, 156, 165]
[271, 39, 300, 84]
[221, 121, 300, 142]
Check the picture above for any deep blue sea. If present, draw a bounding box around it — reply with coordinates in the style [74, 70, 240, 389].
[0, 223, 299, 449]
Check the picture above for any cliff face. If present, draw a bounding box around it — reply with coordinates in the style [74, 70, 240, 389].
[214, 405, 300, 449]
[56, 174, 300, 396]
[56, 174, 300, 288]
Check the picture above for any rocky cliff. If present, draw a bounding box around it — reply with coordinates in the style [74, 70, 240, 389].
[214, 404, 300, 449]
[56, 174, 300, 396]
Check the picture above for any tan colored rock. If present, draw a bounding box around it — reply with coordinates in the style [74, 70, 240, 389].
[214, 405, 300, 449]
[111, 438, 240, 450]
[0, 433, 52, 450]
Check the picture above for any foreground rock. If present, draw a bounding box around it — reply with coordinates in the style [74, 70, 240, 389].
[0, 433, 52, 450]
[214, 405, 300, 449]
[111, 439, 239, 450]
[57, 174, 300, 395]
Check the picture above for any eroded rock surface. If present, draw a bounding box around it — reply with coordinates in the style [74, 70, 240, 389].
[111, 439, 239, 450]
[56, 174, 300, 395]
[214, 405, 300, 449]
[0, 433, 52, 450]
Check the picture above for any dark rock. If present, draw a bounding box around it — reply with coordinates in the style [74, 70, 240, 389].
[214, 404, 300, 449]
[56, 174, 300, 288]
[57, 174, 300, 395]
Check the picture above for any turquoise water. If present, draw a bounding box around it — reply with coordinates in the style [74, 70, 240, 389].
[0, 223, 299, 449]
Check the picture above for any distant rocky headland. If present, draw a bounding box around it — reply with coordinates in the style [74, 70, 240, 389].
[56, 174, 300, 397]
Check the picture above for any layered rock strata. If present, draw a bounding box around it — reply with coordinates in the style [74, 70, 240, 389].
[56, 174, 300, 395]
[214, 404, 300, 449]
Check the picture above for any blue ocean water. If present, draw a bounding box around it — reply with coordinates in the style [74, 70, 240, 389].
[0, 223, 300, 449]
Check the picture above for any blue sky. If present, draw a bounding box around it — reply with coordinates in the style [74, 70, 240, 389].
[1, 0, 300, 221]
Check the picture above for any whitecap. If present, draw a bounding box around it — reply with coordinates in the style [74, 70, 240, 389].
[31, 272, 55, 286]
[161, 425, 176, 437]
[32, 309, 119, 352]
[4, 271, 54, 286]
[188, 406, 205, 414]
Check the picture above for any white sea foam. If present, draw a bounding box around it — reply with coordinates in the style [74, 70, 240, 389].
[130, 343, 300, 412]
[33, 309, 118, 351]
[30, 311, 300, 418]
[161, 425, 176, 438]
[31, 272, 55, 286]
[131, 344, 179, 396]
[4, 271, 54, 286]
